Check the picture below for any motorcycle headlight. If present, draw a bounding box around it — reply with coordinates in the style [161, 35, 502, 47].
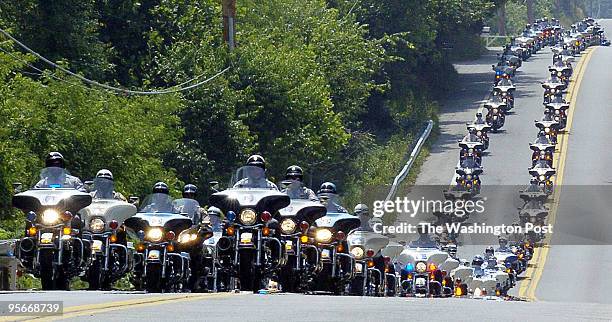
[477, 131, 482, 136]
[280, 219, 296, 234]
[415, 262, 427, 273]
[530, 217, 537, 223]
[178, 230, 198, 244]
[555, 110, 560, 115]
[466, 175, 472, 180]
[539, 175, 546, 181]
[89, 218, 105, 233]
[147, 227, 164, 242]
[557, 72, 561, 76]
[351, 246, 365, 260]
[315, 228, 333, 243]
[493, 108, 498, 113]
[239, 208, 257, 225]
[41, 209, 60, 225]
[468, 148, 474, 153]
[545, 127, 550, 133]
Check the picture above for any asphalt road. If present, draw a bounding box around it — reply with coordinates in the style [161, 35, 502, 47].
[533, 19, 612, 303]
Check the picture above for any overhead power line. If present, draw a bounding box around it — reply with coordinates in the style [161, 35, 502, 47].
[0, 27, 229, 95]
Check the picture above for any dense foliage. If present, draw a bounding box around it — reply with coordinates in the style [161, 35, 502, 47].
[0, 0, 498, 237]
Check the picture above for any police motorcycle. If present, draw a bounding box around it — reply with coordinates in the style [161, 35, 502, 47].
[484, 97, 507, 131]
[493, 238, 522, 281]
[518, 199, 549, 244]
[171, 195, 214, 292]
[13, 167, 92, 290]
[449, 259, 473, 297]
[529, 160, 556, 195]
[458, 130, 484, 164]
[208, 166, 289, 293]
[542, 72, 567, 103]
[125, 188, 204, 292]
[535, 114, 560, 145]
[466, 117, 491, 151]
[549, 60, 572, 86]
[545, 96, 570, 129]
[306, 185, 360, 294]
[276, 180, 326, 293]
[492, 78, 516, 110]
[347, 206, 392, 296]
[530, 134, 555, 167]
[469, 254, 512, 297]
[492, 63, 514, 85]
[455, 157, 483, 196]
[515, 30, 535, 58]
[397, 229, 449, 297]
[79, 176, 137, 290]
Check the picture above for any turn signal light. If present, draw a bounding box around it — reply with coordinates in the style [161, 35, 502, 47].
[261, 211, 272, 222]
[167, 244, 175, 252]
[166, 231, 176, 241]
[455, 287, 463, 296]
[28, 227, 37, 236]
[428, 263, 437, 272]
[496, 289, 501, 296]
[136, 243, 145, 252]
[109, 234, 118, 243]
[226, 226, 235, 236]
[300, 235, 309, 243]
[262, 227, 271, 236]
[407, 273, 413, 280]
[62, 227, 71, 235]
[299, 221, 309, 232]
[336, 244, 344, 252]
[367, 260, 375, 268]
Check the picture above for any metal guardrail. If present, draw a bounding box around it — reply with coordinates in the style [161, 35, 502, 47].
[481, 35, 512, 48]
[382, 120, 434, 205]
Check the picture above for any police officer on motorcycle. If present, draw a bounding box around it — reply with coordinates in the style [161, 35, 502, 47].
[281, 165, 317, 200]
[179, 184, 207, 224]
[474, 112, 486, 125]
[90, 169, 126, 201]
[317, 182, 347, 213]
[233, 155, 278, 190]
[497, 236, 511, 252]
[141, 182, 173, 212]
[484, 246, 495, 260]
[35, 152, 83, 189]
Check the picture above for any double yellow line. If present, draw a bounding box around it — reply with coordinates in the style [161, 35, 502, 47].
[0, 292, 240, 322]
[518, 47, 597, 300]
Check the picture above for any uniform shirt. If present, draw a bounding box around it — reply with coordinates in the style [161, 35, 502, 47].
[90, 190, 127, 201]
[281, 186, 318, 201]
[35, 174, 83, 190]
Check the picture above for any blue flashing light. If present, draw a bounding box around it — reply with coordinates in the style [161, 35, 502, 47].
[227, 211, 236, 222]
[26, 211, 36, 222]
[404, 263, 414, 272]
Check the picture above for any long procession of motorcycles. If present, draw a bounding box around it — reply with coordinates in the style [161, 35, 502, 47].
[8, 17, 608, 299]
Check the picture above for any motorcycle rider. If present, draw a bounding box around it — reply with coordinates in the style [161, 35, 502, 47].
[35, 152, 83, 189]
[178, 184, 207, 224]
[317, 182, 347, 213]
[542, 107, 555, 121]
[354, 204, 373, 230]
[141, 182, 173, 212]
[484, 246, 495, 260]
[233, 155, 278, 190]
[496, 236, 511, 253]
[474, 112, 486, 125]
[90, 169, 126, 201]
[471, 255, 485, 276]
[446, 244, 458, 260]
[281, 165, 317, 201]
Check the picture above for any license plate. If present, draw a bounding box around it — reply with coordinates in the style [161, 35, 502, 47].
[147, 250, 160, 260]
[321, 249, 331, 260]
[40, 233, 53, 244]
[355, 263, 363, 273]
[285, 240, 293, 251]
[92, 240, 103, 252]
[240, 232, 253, 244]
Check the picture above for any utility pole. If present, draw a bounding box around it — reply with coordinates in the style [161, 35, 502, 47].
[526, 0, 535, 24]
[222, 0, 236, 51]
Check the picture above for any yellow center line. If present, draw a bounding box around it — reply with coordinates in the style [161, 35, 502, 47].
[518, 47, 597, 300]
[1, 292, 242, 322]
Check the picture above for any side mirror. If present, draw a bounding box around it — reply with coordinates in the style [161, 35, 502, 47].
[12, 182, 22, 193]
[84, 180, 94, 192]
[209, 181, 220, 192]
[129, 196, 140, 207]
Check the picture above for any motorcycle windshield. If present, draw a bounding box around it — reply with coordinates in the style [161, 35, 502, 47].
[497, 78, 513, 87]
[231, 166, 274, 189]
[36, 167, 72, 188]
[92, 177, 115, 199]
[534, 135, 553, 145]
[280, 180, 311, 200]
[173, 198, 201, 222]
[139, 193, 175, 213]
[460, 158, 480, 169]
[533, 160, 551, 169]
